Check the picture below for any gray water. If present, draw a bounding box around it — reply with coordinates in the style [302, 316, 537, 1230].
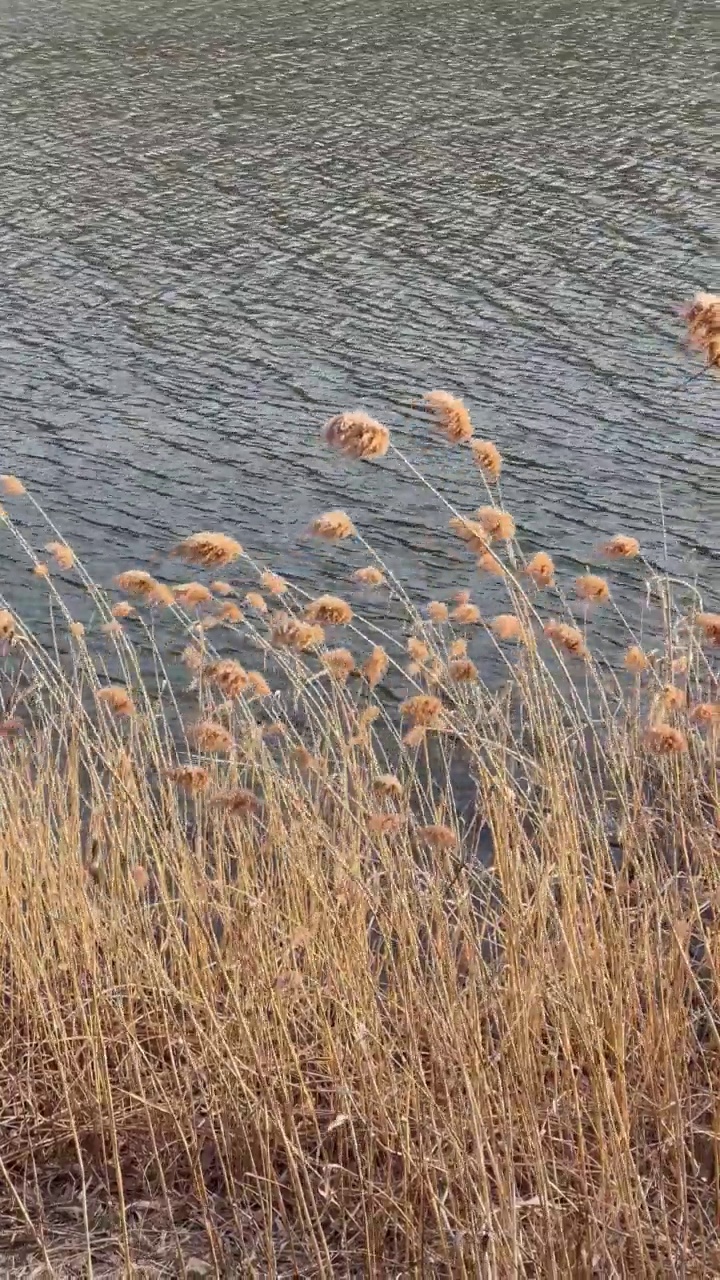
[0, 0, 717, 647]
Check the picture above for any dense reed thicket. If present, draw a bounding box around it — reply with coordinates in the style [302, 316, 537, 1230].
[0, 297, 718, 1276]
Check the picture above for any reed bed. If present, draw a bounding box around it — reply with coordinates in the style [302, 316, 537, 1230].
[0, 302, 718, 1276]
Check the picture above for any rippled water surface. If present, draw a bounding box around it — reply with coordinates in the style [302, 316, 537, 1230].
[0, 0, 717, 638]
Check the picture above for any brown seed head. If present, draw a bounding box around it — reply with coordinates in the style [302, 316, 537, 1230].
[477, 550, 505, 577]
[427, 600, 449, 623]
[403, 724, 427, 749]
[33, 563, 49, 579]
[111, 600, 135, 619]
[417, 823, 457, 850]
[544, 620, 588, 659]
[323, 410, 390, 460]
[424, 390, 473, 443]
[210, 580, 235, 596]
[373, 773, 403, 798]
[96, 685, 135, 717]
[470, 439, 502, 481]
[624, 644, 649, 674]
[525, 551, 555, 588]
[449, 637, 467, 658]
[174, 582, 213, 608]
[400, 693, 443, 726]
[662, 684, 686, 712]
[576, 574, 610, 604]
[69, 621, 85, 639]
[101, 620, 124, 636]
[45, 541, 75, 570]
[407, 635, 430, 662]
[449, 515, 490, 553]
[244, 591, 268, 613]
[368, 813, 404, 836]
[695, 613, 720, 647]
[305, 594, 353, 626]
[449, 657, 479, 682]
[130, 865, 149, 891]
[0, 610, 15, 643]
[211, 787, 260, 816]
[246, 670, 271, 698]
[491, 614, 526, 643]
[218, 601, 244, 623]
[181, 645, 204, 675]
[644, 724, 687, 755]
[189, 721, 235, 754]
[310, 510, 356, 540]
[451, 602, 482, 625]
[0, 475, 25, 496]
[321, 647, 355, 682]
[600, 534, 640, 559]
[205, 659, 249, 698]
[149, 582, 175, 607]
[114, 570, 159, 599]
[164, 765, 210, 793]
[690, 702, 720, 727]
[353, 564, 385, 587]
[260, 570, 288, 595]
[271, 612, 325, 651]
[172, 531, 242, 568]
[477, 506, 515, 542]
[361, 645, 389, 688]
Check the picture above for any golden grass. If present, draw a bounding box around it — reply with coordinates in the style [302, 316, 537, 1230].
[0, 341, 719, 1274]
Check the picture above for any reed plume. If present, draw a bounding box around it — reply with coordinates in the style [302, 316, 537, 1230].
[423, 391, 473, 443]
[260, 570, 288, 595]
[44, 541, 75, 570]
[0, 610, 15, 645]
[449, 516, 490, 553]
[373, 774, 403, 798]
[310, 510, 356, 540]
[305, 594, 353, 626]
[0, 475, 25, 496]
[189, 721, 235, 754]
[217, 601, 244, 623]
[449, 657, 478, 682]
[525, 551, 555, 588]
[491, 614, 526, 643]
[210, 788, 260, 816]
[164, 765, 210, 793]
[400, 694, 443, 727]
[417, 823, 457, 850]
[361, 645, 389, 688]
[321, 648, 355, 683]
[172, 531, 243, 569]
[544, 620, 588, 659]
[33, 563, 49, 579]
[96, 686, 134, 717]
[174, 582, 213, 607]
[245, 591, 268, 613]
[694, 613, 720, 646]
[205, 659, 249, 698]
[247, 670, 272, 698]
[624, 645, 650, 674]
[69, 621, 85, 639]
[476, 550, 505, 577]
[114, 570, 158, 598]
[477, 506, 515, 541]
[407, 636, 429, 663]
[451, 602, 481, 625]
[323, 411, 390, 460]
[470, 439, 502, 481]
[271, 612, 325, 651]
[353, 565, 385, 587]
[644, 724, 687, 754]
[690, 703, 720, 727]
[576, 574, 610, 604]
[427, 601, 449, 622]
[684, 292, 720, 367]
[599, 534, 640, 559]
[210, 580, 235, 596]
[111, 601, 135, 619]
[449, 638, 467, 658]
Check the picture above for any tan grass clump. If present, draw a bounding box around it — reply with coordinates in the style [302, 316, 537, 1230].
[525, 551, 555, 588]
[305, 594, 353, 626]
[96, 685, 134, 717]
[491, 614, 526, 643]
[0, 474, 25, 496]
[205, 659, 249, 698]
[470, 439, 502, 481]
[576, 574, 610, 604]
[172, 531, 243, 569]
[600, 534, 640, 559]
[449, 657, 478, 682]
[321, 648, 355, 683]
[644, 723, 687, 754]
[361, 645, 389, 688]
[400, 694, 443, 726]
[164, 765, 210, 793]
[694, 612, 720, 646]
[423, 390, 473, 443]
[544, 620, 588, 659]
[189, 721, 234, 754]
[271, 612, 325, 651]
[427, 600, 449, 622]
[323, 411, 390, 460]
[310, 510, 356, 540]
[260, 570, 288, 595]
[353, 565, 385, 587]
[624, 644, 650, 674]
[477, 506, 515, 542]
[44, 541, 75, 570]
[451, 601, 481, 625]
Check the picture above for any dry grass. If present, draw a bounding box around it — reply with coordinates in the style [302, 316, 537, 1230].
[0, 330, 718, 1275]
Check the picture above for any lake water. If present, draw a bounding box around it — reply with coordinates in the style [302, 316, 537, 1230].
[0, 0, 717, 651]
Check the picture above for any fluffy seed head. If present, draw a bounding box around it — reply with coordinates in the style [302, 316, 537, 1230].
[403, 725, 427, 749]
[361, 646, 389, 688]
[353, 565, 385, 587]
[69, 621, 85, 639]
[130, 865, 149, 891]
[101, 620, 123, 636]
[424, 391, 473, 443]
[45, 541, 75, 570]
[690, 702, 720, 727]
[407, 635, 429, 662]
[0, 475, 25, 496]
[260, 570, 288, 595]
[373, 773, 403, 798]
[449, 657, 478, 682]
[305, 594, 353, 626]
[172, 531, 242, 569]
[181, 645, 203, 675]
[694, 613, 720, 646]
[211, 787, 260, 816]
[470, 439, 502, 481]
[149, 582, 174, 607]
[417, 823, 457, 850]
[218, 601, 244, 623]
[114, 570, 158, 599]
[323, 411, 390, 460]
[454, 589, 471, 606]
[684, 293, 720, 363]
[427, 600, 449, 623]
[451, 602, 482, 625]
[644, 724, 687, 754]
[247, 670, 272, 698]
[400, 694, 443, 726]
[544, 621, 588, 659]
[174, 582, 213, 608]
[210, 580, 235, 596]
[525, 552, 555, 588]
[600, 534, 640, 559]
[0, 610, 15, 642]
[477, 551, 505, 577]
[321, 647, 355, 682]
[271, 612, 325, 651]
[368, 812, 404, 836]
[33, 563, 49, 579]
[449, 638, 467, 658]
[491, 614, 526, 643]
[96, 685, 135, 717]
[189, 721, 235, 754]
[449, 515, 490, 553]
[112, 601, 135, 619]
[205, 659, 249, 698]
[477, 506, 515, 542]
[576, 574, 610, 604]
[244, 591, 268, 613]
[310, 510, 356, 540]
[661, 684, 686, 712]
[624, 645, 650, 674]
[164, 765, 210, 793]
